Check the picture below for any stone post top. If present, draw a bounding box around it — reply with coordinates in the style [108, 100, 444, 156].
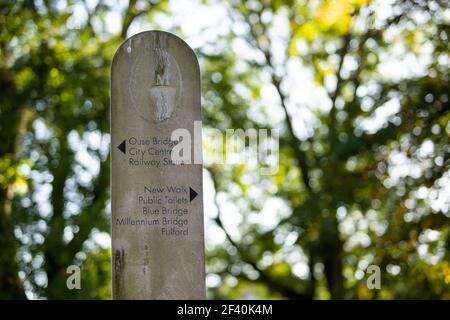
[111, 30, 199, 72]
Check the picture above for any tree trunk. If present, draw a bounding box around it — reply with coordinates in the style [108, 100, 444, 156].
[320, 217, 344, 299]
[0, 104, 29, 299]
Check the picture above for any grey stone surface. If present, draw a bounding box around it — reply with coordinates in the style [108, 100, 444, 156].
[111, 31, 205, 299]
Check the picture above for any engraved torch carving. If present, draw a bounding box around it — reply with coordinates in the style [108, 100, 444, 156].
[150, 47, 176, 122]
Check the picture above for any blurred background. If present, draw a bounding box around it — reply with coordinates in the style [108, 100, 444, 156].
[0, 0, 449, 299]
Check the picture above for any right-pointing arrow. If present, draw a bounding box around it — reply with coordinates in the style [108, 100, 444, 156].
[117, 140, 126, 154]
[189, 187, 198, 202]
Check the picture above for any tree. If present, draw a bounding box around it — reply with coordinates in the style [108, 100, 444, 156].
[0, 0, 448, 300]
[201, 0, 449, 299]
[0, 0, 165, 299]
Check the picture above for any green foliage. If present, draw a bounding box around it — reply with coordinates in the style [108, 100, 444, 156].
[77, 248, 112, 300]
[0, 0, 165, 299]
[0, 0, 449, 300]
[201, 0, 449, 299]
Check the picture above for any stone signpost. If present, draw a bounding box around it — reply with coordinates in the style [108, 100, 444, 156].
[110, 31, 205, 299]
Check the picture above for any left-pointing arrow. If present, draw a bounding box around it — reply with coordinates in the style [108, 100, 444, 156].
[118, 140, 126, 154]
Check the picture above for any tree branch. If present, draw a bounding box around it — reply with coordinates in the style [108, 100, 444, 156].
[209, 170, 312, 299]
[327, 32, 351, 150]
[81, 0, 103, 34]
[239, 7, 314, 194]
[121, 0, 148, 39]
